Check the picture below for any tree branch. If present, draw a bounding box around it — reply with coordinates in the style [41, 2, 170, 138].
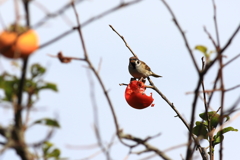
[160, 0, 200, 73]
[109, 25, 138, 58]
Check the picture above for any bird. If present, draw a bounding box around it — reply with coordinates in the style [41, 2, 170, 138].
[128, 56, 162, 79]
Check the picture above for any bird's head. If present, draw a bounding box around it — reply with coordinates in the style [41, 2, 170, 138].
[129, 56, 140, 67]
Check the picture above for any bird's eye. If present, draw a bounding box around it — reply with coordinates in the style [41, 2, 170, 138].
[136, 60, 140, 64]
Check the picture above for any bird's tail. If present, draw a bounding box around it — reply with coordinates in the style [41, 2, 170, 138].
[151, 73, 162, 78]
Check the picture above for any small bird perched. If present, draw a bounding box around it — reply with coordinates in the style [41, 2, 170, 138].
[128, 56, 162, 79]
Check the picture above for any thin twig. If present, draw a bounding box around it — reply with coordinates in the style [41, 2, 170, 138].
[39, 28, 76, 49]
[72, 1, 123, 136]
[28, 129, 55, 147]
[206, 53, 240, 107]
[119, 83, 154, 88]
[120, 132, 172, 160]
[201, 57, 213, 160]
[109, 25, 138, 58]
[14, 0, 20, 25]
[12, 0, 32, 159]
[203, 26, 218, 49]
[223, 53, 240, 67]
[97, 57, 102, 73]
[72, 2, 172, 159]
[48, 52, 85, 62]
[38, 0, 143, 49]
[223, 96, 240, 115]
[212, 0, 220, 48]
[147, 77, 208, 160]
[186, 84, 240, 94]
[221, 23, 240, 54]
[72, 3, 110, 159]
[110, 23, 207, 159]
[89, 70, 109, 158]
[160, 0, 199, 73]
[32, 0, 84, 28]
[160, 1, 204, 158]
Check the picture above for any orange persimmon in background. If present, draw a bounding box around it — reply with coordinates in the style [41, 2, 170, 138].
[125, 80, 154, 109]
[0, 25, 39, 59]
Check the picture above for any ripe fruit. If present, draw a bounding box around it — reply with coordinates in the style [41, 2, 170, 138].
[0, 25, 39, 59]
[125, 80, 154, 109]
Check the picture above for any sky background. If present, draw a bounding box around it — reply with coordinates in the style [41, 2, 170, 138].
[0, 0, 240, 160]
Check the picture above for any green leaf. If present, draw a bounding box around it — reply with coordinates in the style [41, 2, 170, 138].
[0, 73, 19, 102]
[46, 149, 61, 159]
[37, 82, 58, 92]
[42, 142, 61, 159]
[34, 118, 60, 128]
[199, 112, 230, 128]
[199, 112, 219, 128]
[199, 111, 216, 120]
[195, 121, 208, 127]
[43, 141, 54, 155]
[213, 134, 224, 146]
[216, 127, 238, 137]
[195, 45, 208, 55]
[224, 115, 230, 122]
[213, 127, 238, 147]
[199, 112, 218, 128]
[193, 123, 208, 139]
[31, 63, 46, 79]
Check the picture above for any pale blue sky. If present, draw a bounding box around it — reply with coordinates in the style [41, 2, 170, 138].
[0, 0, 240, 160]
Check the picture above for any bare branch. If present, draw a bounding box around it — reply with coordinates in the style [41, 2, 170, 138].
[70, 0, 143, 156]
[72, 3, 110, 159]
[120, 132, 172, 160]
[159, 3, 205, 157]
[186, 84, 240, 95]
[48, 52, 85, 63]
[39, 28, 76, 49]
[223, 53, 240, 67]
[212, 0, 220, 48]
[146, 77, 208, 160]
[119, 83, 154, 88]
[203, 26, 218, 49]
[110, 17, 206, 158]
[221, 23, 240, 54]
[138, 154, 156, 160]
[28, 129, 55, 147]
[201, 57, 213, 160]
[223, 96, 240, 116]
[71, 3, 172, 159]
[32, 0, 84, 28]
[12, 1, 33, 159]
[38, 0, 143, 49]
[160, 0, 200, 73]
[205, 53, 240, 108]
[109, 25, 138, 58]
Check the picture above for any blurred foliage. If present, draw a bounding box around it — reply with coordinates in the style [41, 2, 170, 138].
[42, 141, 61, 160]
[0, 63, 61, 159]
[193, 111, 238, 149]
[0, 63, 57, 103]
[34, 118, 60, 128]
[195, 45, 214, 63]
